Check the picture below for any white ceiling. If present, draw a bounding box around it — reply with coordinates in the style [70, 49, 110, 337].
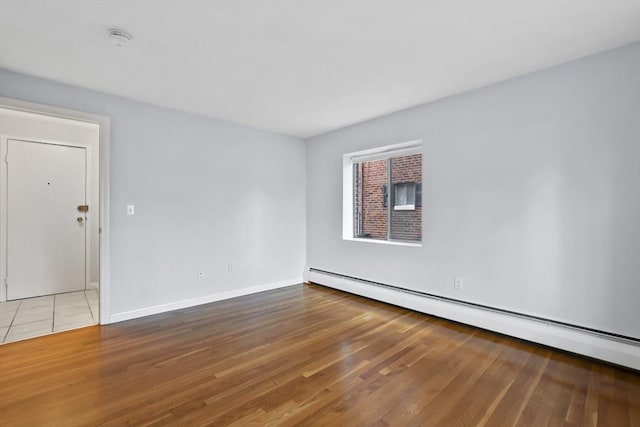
[1, 1, 639, 138]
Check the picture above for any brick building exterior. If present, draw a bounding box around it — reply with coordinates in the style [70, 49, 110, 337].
[390, 154, 422, 241]
[358, 159, 388, 239]
[354, 154, 422, 241]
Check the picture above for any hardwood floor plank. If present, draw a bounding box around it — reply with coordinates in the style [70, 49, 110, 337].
[0, 283, 638, 426]
[440, 339, 533, 426]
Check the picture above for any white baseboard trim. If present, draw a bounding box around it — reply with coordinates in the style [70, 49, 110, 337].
[109, 279, 300, 324]
[87, 282, 99, 290]
[307, 269, 640, 371]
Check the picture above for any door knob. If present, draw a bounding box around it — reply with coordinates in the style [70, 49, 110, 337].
[77, 217, 84, 223]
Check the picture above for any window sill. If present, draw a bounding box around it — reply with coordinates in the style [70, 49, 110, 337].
[393, 205, 415, 211]
[345, 237, 422, 247]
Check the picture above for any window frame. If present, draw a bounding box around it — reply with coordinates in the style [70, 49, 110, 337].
[343, 140, 423, 247]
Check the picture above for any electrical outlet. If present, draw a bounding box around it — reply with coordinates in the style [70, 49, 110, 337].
[227, 264, 233, 273]
[127, 205, 135, 215]
[197, 269, 205, 278]
[454, 277, 464, 291]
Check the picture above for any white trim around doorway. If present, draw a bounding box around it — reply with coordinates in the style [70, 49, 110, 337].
[0, 96, 111, 325]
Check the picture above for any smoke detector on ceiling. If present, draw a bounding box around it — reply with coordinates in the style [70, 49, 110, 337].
[108, 28, 132, 47]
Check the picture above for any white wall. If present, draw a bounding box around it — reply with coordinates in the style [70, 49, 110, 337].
[0, 41, 637, 345]
[0, 108, 100, 298]
[0, 70, 306, 319]
[306, 42, 640, 340]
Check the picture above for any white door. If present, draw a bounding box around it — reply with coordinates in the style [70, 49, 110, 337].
[6, 139, 87, 300]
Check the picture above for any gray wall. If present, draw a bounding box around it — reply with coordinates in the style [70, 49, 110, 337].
[2, 41, 638, 339]
[0, 69, 306, 315]
[307, 42, 640, 339]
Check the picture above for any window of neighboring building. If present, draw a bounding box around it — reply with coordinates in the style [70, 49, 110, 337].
[343, 140, 422, 245]
[394, 182, 416, 210]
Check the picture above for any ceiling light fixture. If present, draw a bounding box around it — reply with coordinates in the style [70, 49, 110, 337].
[107, 28, 132, 47]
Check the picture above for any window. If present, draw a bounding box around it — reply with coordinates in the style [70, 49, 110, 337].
[344, 141, 422, 244]
[394, 182, 416, 210]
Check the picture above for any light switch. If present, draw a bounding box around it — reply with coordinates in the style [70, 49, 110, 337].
[127, 205, 135, 215]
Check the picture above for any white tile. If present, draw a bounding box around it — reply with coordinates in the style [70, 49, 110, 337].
[20, 296, 54, 309]
[85, 290, 99, 301]
[56, 291, 85, 298]
[55, 305, 90, 317]
[55, 312, 94, 328]
[16, 304, 53, 313]
[16, 304, 53, 314]
[56, 298, 88, 307]
[55, 310, 93, 322]
[56, 293, 86, 299]
[0, 311, 16, 327]
[56, 294, 88, 302]
[56, 303, 88, 312]
[55, 292, 85, 300]
[14, 305, 53, 317]
[7, 319, 52, 335]
[0, 309, 17, 318]
[56, 297, 88, 305]
[57, 305, 90, 314]
[4, 328, 52, 343]
[53, 322, 95, 333]
[22, 295, 54, 303]
[16, 303, 53, 312]
[12, 310, 53, 325]
[55, 297, 87, 305]
[0, 300, 20, 313]
[55, 301, 88, 310]
[56, 301, 89, 312]
[0, 291, 100, 340]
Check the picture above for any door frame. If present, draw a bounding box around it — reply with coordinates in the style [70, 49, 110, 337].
[3, 137, 93, 297]
[0, 97, 111, 324]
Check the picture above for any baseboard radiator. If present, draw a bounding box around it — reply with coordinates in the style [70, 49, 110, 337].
[306, 267, 640, 371]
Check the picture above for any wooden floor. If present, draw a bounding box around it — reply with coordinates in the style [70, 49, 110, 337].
[0, 284, 638, 426]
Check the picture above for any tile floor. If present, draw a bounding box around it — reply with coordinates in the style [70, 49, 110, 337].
[0, 290, 98, 344]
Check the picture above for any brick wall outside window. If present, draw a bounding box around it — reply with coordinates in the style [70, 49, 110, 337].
[391, 154, 422, 241]
[360, 159, 388, 239]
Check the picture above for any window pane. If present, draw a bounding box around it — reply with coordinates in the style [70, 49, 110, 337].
[353, 158, 388, 240]
[390, 154, 422, 241]
[407, 183, 416, 205]
[395, 184, 407, 206]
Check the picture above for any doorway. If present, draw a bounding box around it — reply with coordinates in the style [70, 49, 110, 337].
[0, 99, 110, 343]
